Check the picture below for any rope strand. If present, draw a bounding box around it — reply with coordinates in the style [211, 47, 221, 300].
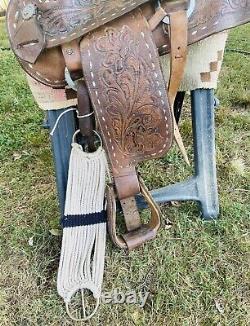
[57, 142, 107, 321]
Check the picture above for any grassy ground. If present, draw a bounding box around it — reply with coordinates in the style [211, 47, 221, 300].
[0, 17, 249, 325]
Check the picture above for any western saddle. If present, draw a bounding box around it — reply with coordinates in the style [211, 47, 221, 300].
[6, 0, 249, 320]
[6, 0, 249, 250]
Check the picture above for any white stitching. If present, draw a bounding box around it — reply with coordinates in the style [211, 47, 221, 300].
[85, 14, 171, 168]
[140, 26, 170, 155]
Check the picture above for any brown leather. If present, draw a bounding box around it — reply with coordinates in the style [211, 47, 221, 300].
[165, 7, 190, 165]
[12, 14, 45, 64]
[167, 10, 188, 108]
[106, 177, 161, 250]
[6, 0, 250, 88]
[148, 5, 168, 31]
[76, 81, 96, 152]
[120, 197, 141, 232]
[79, 10, 171, 249]
[114, 170, 141, 200]
[62, 39, 82, 72]
[80, 10, 173, 199]
[8, 0, 149, 61]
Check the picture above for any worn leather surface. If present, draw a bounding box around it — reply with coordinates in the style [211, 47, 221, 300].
[8, 0, 148, 60]
[80, 10, 173, 199]
[6, 0, 249, 250]
[78, 9, 169, 249]
[7, 0, 250, 88]
[106, 177, 161, 250]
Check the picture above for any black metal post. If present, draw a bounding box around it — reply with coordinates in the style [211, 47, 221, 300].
[47, 108, 76, 216]
[47, 89, 219, 220]
[136, 89, 219, 219]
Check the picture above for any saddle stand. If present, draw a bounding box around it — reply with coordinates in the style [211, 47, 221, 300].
[7, 0, 249, 235]
[48, 88, 219, 221]
[6, 0, 249, 319]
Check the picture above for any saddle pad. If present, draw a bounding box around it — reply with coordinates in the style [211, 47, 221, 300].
[26, 74, 77, 110]
[160, 31, 229, 91]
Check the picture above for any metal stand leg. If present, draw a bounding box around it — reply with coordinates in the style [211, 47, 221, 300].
[174, 91, 186, 123]
[137, 89, 219, 220]
[47, 108, 76, 216]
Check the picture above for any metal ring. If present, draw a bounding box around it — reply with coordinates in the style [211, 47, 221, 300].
[72, 129, 103, 148]
[65, 67, 78, 91]
[66, 297, 100, 322]
[162, 0, 196, 24]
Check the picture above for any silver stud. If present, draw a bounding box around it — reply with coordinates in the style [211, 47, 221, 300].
[66, 49, 74, 55]
[22, 3, 36, 20]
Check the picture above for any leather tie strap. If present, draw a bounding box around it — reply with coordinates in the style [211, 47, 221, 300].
[156, 2, 189, 165]
[167, 8, 190, 165]
[167, 9, 188, 108]
[80, 9, 173, 249]
[76, 80, 96, 152]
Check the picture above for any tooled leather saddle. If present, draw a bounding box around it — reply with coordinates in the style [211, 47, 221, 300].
[6, 0, 249, 250]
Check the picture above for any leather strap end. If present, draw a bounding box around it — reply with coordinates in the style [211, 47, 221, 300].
[164, 0, 189, 13]
[76, 80, 96, 151]
[62, 39, 82, 72]
[114, 168, 140, 200]
[148, 7, 167, 31]
[167, 10, 188, 108]
[14, 17, 45, 63]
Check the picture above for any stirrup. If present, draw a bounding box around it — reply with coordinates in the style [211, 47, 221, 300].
[106, 176, 161, 251]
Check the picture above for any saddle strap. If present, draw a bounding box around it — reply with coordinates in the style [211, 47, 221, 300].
[165, 3, 190, 165]
[80, 9, 173, 249]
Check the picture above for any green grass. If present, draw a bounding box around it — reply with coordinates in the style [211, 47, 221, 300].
[0, 17, 249, 325]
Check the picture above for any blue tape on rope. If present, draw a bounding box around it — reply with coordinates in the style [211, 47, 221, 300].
[61, 210, 107, 228]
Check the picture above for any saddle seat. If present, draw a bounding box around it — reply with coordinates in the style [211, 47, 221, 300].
[7, 0, 250, 88]
[11, 0, 149, 61]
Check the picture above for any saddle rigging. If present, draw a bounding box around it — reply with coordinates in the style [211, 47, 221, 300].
[6, 0, 249, 320]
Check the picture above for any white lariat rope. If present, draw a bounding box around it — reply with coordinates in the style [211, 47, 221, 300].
[49, 108, 94, 136]
[50, 108, 76, 136]
[57, 132, 108, 321]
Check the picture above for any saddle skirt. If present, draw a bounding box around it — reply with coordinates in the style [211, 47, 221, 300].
[6, 0, 250, 88]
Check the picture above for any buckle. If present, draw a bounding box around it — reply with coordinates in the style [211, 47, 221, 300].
[65, 67, 78, 91]
[106, 176, 161, 251]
